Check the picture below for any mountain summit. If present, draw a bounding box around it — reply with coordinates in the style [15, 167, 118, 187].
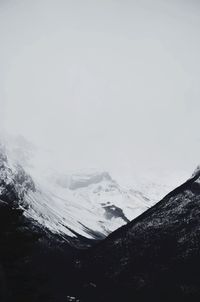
[1, 141, 200, 301]
[0, 142, 153, 301]
[0, 142, 152, 243]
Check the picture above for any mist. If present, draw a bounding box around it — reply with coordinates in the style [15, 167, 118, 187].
[1, 0, 200, 186]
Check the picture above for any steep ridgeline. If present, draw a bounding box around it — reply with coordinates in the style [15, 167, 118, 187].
[76, 169, 200, 302]
[26, 170, 152, 240]
[3, 137, 153, 241]
[0, 139, 153, 243]
[0, 147, 84, 302]
[0, 145, 153, 301]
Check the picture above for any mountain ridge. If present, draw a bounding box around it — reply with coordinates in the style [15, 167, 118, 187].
[0, 141, 153, 242]
[74, 168, 200, 302]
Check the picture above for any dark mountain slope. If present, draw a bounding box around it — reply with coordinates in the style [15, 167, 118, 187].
[2, 139, 200, 302]
[76, 170, 200, 302]
[0, 149, 88, 302]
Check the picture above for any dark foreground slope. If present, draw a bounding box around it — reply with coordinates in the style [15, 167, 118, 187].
[0, 198, 79, 302]
[76, 171, 200, 302]
[0, 150, 88, 302]
[2, 139, 200, 302]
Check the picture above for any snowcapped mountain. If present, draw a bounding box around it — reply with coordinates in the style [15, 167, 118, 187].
[0, 140, 154, 300]
[75, 168, 200, 302]
[0, 143, 35, 204]
[1, 136, 198, 302]
[0, 137, 153, 242]
[24, 170, 152, 239]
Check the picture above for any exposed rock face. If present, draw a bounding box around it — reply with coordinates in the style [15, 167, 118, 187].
[76, 170, 200, 302]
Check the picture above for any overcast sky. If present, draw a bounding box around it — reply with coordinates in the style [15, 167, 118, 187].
[1, 0, 200, 185]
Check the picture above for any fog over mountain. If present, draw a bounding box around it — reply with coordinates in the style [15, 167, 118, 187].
[1, 0, 200, 191]
[1, 1, 200, 302]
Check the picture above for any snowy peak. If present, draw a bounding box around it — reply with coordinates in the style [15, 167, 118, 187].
[192, 165, 200, 178]
[23, 168, 153, 241]
[53, 171, 114, 190]
[0, 145, 35, 205]
[77, 168, 200, 301]
[0, 140, 154, 244]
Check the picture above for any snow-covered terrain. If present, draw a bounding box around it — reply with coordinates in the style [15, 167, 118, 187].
[2, 135, 188, 241]
[76, 167, 200, 302]
[0, 136, 157, 240]
[24, 169, 153, 239]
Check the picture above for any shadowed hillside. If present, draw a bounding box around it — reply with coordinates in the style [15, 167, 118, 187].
[76, 171, 200, 302]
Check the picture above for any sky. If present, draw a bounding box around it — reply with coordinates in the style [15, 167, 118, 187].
[1, 0, 200, 186]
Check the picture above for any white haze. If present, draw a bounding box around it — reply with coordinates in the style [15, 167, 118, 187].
[1, 0, 200, 189]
